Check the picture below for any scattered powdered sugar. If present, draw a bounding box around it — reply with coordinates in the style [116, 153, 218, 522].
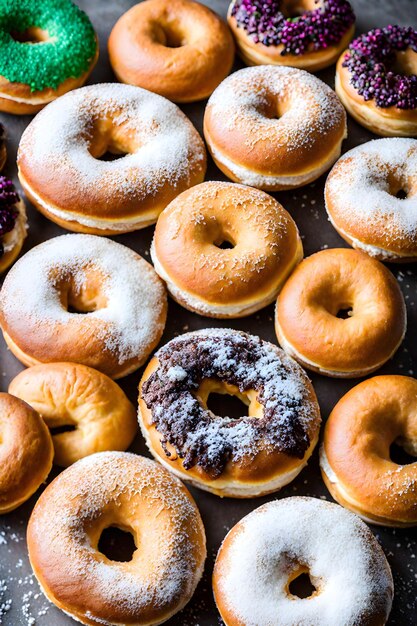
[325, 138, 417, 247]
[215, 497, 393, 626]
[28, 452, 205, 624]
[141, 329, 320, 477]
[0, 234, 166, 365]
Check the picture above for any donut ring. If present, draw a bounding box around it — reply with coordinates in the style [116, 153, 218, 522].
[336, 25, 417, 137]
[0, 176, 27, 275]
[17, 83, 206, 234]
[228, 0, 355, 71]
[204, 66, 347, 191]
[9, 362, 138, 467]
[0, 0, 98, 115]
[325, 138, 417, 261]
[0, 392, 53, 513]
[213, 497, 394, 626]
[108, 0, 235, 103]
[320, 375, 417, 527]
[139, 329, 321, 498]
[151, 181, 303, 318]
[275, 248, 406, 378]
[0, 234, 167, 379]
[27, 452, 206, 626]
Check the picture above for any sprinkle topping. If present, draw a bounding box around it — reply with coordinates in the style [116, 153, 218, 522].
[230, 0, 355, 54]
[342, 25, 417, 109]
[0, 176, 19, 258]
[0, 0, 97, 92]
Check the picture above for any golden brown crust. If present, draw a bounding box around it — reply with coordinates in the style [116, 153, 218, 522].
[152, 181, 303, 317]
[336, 52, 417, 136]
[321, 375, 417, 526]
[9, 363, 138, 467]
[108, 0, 235, 103]
[0, 392, 53, 513]
[275, 248, 406, 377]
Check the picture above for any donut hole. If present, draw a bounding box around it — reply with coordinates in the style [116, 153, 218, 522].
[49, 424, 76, 436]
[154, 22, 187, 48]
[391, 48, 417, 77]
[88, 122, 137, 162]
[197, 381, 263, 420]
[280, 0, 317, 18]
[98, 526, 137, 563]
[62, 273, 108, 314]
[11, 27, 50, 44]
[336, 307, 353, 319]
[288, 568, 317, 599]
[390, 440, 417, 466]
[214, 238, 235, 250]
[206, 392, 249, 419]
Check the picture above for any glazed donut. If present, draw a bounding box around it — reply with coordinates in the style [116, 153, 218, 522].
[151, 181, 303, 318]
[228, 0, 355, 71]
[0, 123, 6, 170]
[108, 0, 235, 103]
[27, 452, 206, 626]
[275, 248, 406, 378]
[325, 138, 417, 261]
[0, 176, 27, 274]
[0, 0, 98, 115]
[336, 25, 417, 136]
[9, 362, 138, 467]
[17, 83, 206, 234]
[0, 392, 53, 514]
[320, 375, 417, 527]
[139, 329, 321, 498]
[213, 497, 394, 626]
[0, 234, 167, 379]
[204, 66, 347, 191]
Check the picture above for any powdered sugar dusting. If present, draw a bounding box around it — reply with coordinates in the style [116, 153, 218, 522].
[215, 497, 393, 626]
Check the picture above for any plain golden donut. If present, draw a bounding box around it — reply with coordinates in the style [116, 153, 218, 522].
[139, 329, 321, 498]
[227, 0, 355, 71]
[9, 362, 138, 467]
[320, 375, 417, 527]
[27, 452, 206, 625]
[204, 65, 347, 191]
[0, 392, 53, 514]
[0, 234, 167, 379]
[336, 26, 417, 137]
[325, 138, 417, 261]
[108, 0, 235, 103]
[151, 181, 303, 318]
[17, 83, 206, 234]
[275, 248, 406, 378]
[0, 176, 27, 275]
[213, 497, 394, 626]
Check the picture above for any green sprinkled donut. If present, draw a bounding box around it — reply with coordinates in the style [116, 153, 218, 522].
[0, 0, 97, 92]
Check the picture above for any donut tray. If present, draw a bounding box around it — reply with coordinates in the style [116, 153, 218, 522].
[0, 0, 416, 624]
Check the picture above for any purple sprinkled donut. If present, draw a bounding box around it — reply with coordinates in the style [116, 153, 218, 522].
[0, 176, 19, 257]
[342, 25, 417, 109]
[230, 0, 355, 55]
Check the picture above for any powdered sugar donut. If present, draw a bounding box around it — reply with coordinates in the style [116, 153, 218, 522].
[0, 234, 167, 379]
[213, 497, 394, 626]
[139, 329, 321, 497]
[17, 83, 206, 234]
[203, 65, 347, 191]
[27, 452, 206, 626]
[325, 138, 417, 261]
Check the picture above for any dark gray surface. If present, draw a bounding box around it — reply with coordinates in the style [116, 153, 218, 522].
[0, 0, 416, 624]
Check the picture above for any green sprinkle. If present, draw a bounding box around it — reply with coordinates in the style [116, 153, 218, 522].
[0, 0, 97, 92]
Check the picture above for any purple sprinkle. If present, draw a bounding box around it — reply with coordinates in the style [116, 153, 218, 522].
[231, 0, 355, 55]
[343, 25, 417, 109]
[0, 175, 19, 257]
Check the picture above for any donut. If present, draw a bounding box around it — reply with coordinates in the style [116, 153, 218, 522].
[320, 375, 417, 527]
[151, 181, 303, 318]
[0, 234, 167, 379]
[325, 138, 417, 261]
[228, 0, 355, 71]
[213, 497, 394, 626]
[0, 392, 53, 514]
[108, 0, 235, 103]
[138, 329, 321, 498]
[204, 66, 347, 191]
[0, 175, 27, 275]
[0, 0, 98, 115]
[17, 83, 207, 234]
[27, 452, 206, 626]
[9, 362, 138, 468]
[0, 123, 6, 170]
[275, 248, 406, 378]
[336, 25, 417, 136]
